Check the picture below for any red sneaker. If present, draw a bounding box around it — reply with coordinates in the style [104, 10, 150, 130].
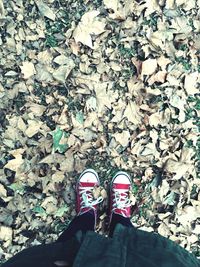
[76, 169, 103, 218]
[110, 171, 132, 221]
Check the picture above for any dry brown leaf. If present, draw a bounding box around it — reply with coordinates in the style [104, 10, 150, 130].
[177, 205, 200, 226]
[4, 154, 23, 172]
[158, 223, 171, 236]
[143, 0, 161, 16]
[53, 55, 69, 65]
[37, 50, 53, 64]
[131, 58, 142, 75]
[25, 120, 43, 137]
[0, 226, 12, 242]
[94, 83, 117, 114]
[149, 108, 171, 127]
[193, 225, 200, 235]
[114, 131, 130, 147]
[184, 72, 199, 95]
[52, 171, 65, 183]
[148, 71, 167, 85]
[0, 0, 5, 17]
[0, 184, 7, 198]
[100, 188, 107, 199]
[28, 103, 46, 116]
[93, 186, 101, 199]
[103, 0, 131, 20]
[35, 0, 55, 21]
[123, 101, 141, 125]
[127, 78, 143, 97]
[141, 58, 157, 76]
[129, 191, 136, 205]
[69, 39, 80, 55]
[20, 62, 36, 79]
[73, 10, 106, 49]
[165, 159, 194, 180]
[53, 61, 75, 83]
[60, 153, 75, 173]
[157, 56, 171, 69]
[17, 117, 27, 132]
[110, 61, 122, 71]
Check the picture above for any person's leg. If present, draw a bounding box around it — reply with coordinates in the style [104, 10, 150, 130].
[56, 210, 95, 242]
[109, 171, 134, 237]
[56, 169, 103, 243]
[109, 213, 133, 237]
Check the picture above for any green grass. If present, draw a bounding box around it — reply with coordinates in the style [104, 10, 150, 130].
[118, 44, 136, 59]
[143, 13, 159, 30]
[186, 96, 200, 131]
[176, 56, 192, 70]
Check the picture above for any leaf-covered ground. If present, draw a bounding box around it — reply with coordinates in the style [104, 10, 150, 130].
[0, 0, 200, 263]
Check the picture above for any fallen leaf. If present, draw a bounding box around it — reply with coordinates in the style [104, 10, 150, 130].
[177, 205, 200, 226]
[17, 117, 27, 132]
[28, 103, 46, 116]
[20, 62, 36, 79]
[100, 188, 107, 199]
[165, 159, 194, 180]
[103, 0, 131, 20]
[0, 226, 12, 241]
[114, 130, 130, 147]
[184, 72, 199, 95]
[4, 154, 23, 172]
[141, 58, 157, 76]
[73, 10, 106, 49]
[35, 0, 55, 21]
[94, 82, 117, 114]
[52, 171, 65, 183]
[148, 71, 167, 85]
[51, 127, 69, 153]
[53, 61, 75, 83]
[4, 149, 25, 173]
[0, 184, 7, 198]
[53, 55, 69, 65]
[123, 101, 141, 125]
[0, 0, 5, 17]
[25, 120, 42, 137]
[55, 205, 69, 217]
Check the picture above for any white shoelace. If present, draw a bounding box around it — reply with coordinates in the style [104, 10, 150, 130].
[112, 190, 131, 217]
[79, 187, 103, 211]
